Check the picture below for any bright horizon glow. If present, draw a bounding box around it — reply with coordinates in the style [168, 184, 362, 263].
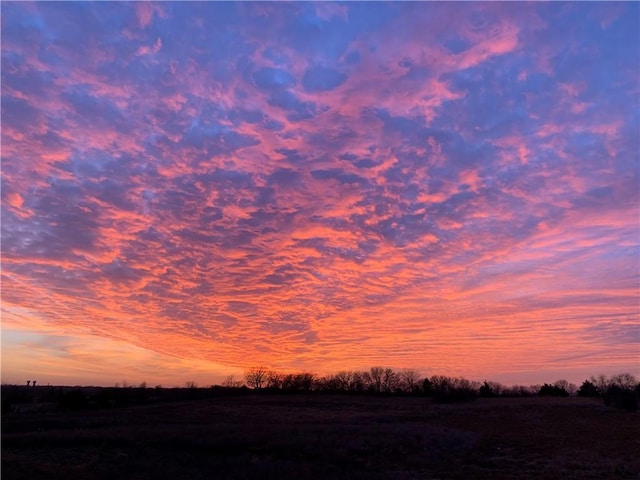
[1, 2, 639, 388]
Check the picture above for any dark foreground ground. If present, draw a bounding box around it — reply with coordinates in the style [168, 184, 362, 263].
[2, 395, 639, 479]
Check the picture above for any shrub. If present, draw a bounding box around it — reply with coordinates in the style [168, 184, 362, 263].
[479, 381, 495, 398]
[538, 383, 569, 397]
[577, 380, 599, 397]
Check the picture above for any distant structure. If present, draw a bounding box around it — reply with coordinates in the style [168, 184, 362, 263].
[32, 380, 37, 387]
[26, 380, 31, 387]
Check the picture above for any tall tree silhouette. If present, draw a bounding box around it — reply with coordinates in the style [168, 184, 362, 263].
[244, 366, 268, 389]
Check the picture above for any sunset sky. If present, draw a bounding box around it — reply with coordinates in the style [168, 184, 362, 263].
[2, 2, 638, 388]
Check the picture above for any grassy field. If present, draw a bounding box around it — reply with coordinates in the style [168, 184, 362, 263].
[2, 394, 639, 479]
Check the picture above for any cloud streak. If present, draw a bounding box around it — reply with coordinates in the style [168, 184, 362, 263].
[2, 2, 638, 385]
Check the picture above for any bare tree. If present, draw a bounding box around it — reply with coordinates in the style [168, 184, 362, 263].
[553, 379, 577, 395]
[369, 367, 384, 392]
[590, 374, 610, 393]
[400, 369, 421, 393]
[426, 375, 479, 402]
[318, 370, 353, 391]
[360, 370, 373, 391]
[288, 372, 314, 391]
[610, 373, 637, 389]
[334, 371, 352, 391]
[266, 370, 284, 389]
[245, 366, 268, 389]
[222, 375, 243, 388]
[381, 368, 398, 393]
[350, 371, 367, 392]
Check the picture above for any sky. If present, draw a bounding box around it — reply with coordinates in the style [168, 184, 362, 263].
[1, 2, 638, 388]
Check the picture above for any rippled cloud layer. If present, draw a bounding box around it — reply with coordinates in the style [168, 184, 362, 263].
[2, 2, 638, 386]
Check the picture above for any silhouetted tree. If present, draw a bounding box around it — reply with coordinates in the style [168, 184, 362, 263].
[350, 371, 367, 392]
[553, 379, 577, 396]
[334, 371, 353, 391]
[610, 373, 637, 390]
[266, 370, 284, 389]
[577, 380, 599, 397]
[539, 383, 569, 397]
[590, 374, 610, 394]
[369, 367, 384, 393]
[244, 366, 268, 390]
[222, 375, 243, 388]
[479, 381, 495, 397]
[281, 372, 315, 392]
[315, 374, 332, 391]
[429, 375, 451, 395]
[298, 372, 315, 391]
[428, 375, 478, 403]
[381, 368, 398, 393]
[399, 369, 421, 394]
[422, 377, 433, 396]
[349, 370, 370, 392]
[320, 371, 352, 391]
[504, 384, 538, 397]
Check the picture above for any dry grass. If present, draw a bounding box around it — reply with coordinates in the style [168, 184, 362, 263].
[2, 395, 639, 479]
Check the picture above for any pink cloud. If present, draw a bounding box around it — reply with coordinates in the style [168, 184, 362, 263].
[135, 2, 165, 29]
[135, 37, 162, 57]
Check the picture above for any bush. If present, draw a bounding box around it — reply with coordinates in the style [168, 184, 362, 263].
[538, 383, 569, 397]
[479, 381, 495, 398]
[577, 380, 599, 397]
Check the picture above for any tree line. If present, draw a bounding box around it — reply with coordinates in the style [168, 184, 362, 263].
[2, 369, 638, 412]
[235, 367, 639, 410]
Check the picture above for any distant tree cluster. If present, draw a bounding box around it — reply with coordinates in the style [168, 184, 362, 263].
[577, 373, 640, 411]
[539, 383, 570, 397]
[243, 367, 426, 396]
[240, 367, 530, 402]
[538, 379, 578, 397]
[240, 367, 639, 409]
